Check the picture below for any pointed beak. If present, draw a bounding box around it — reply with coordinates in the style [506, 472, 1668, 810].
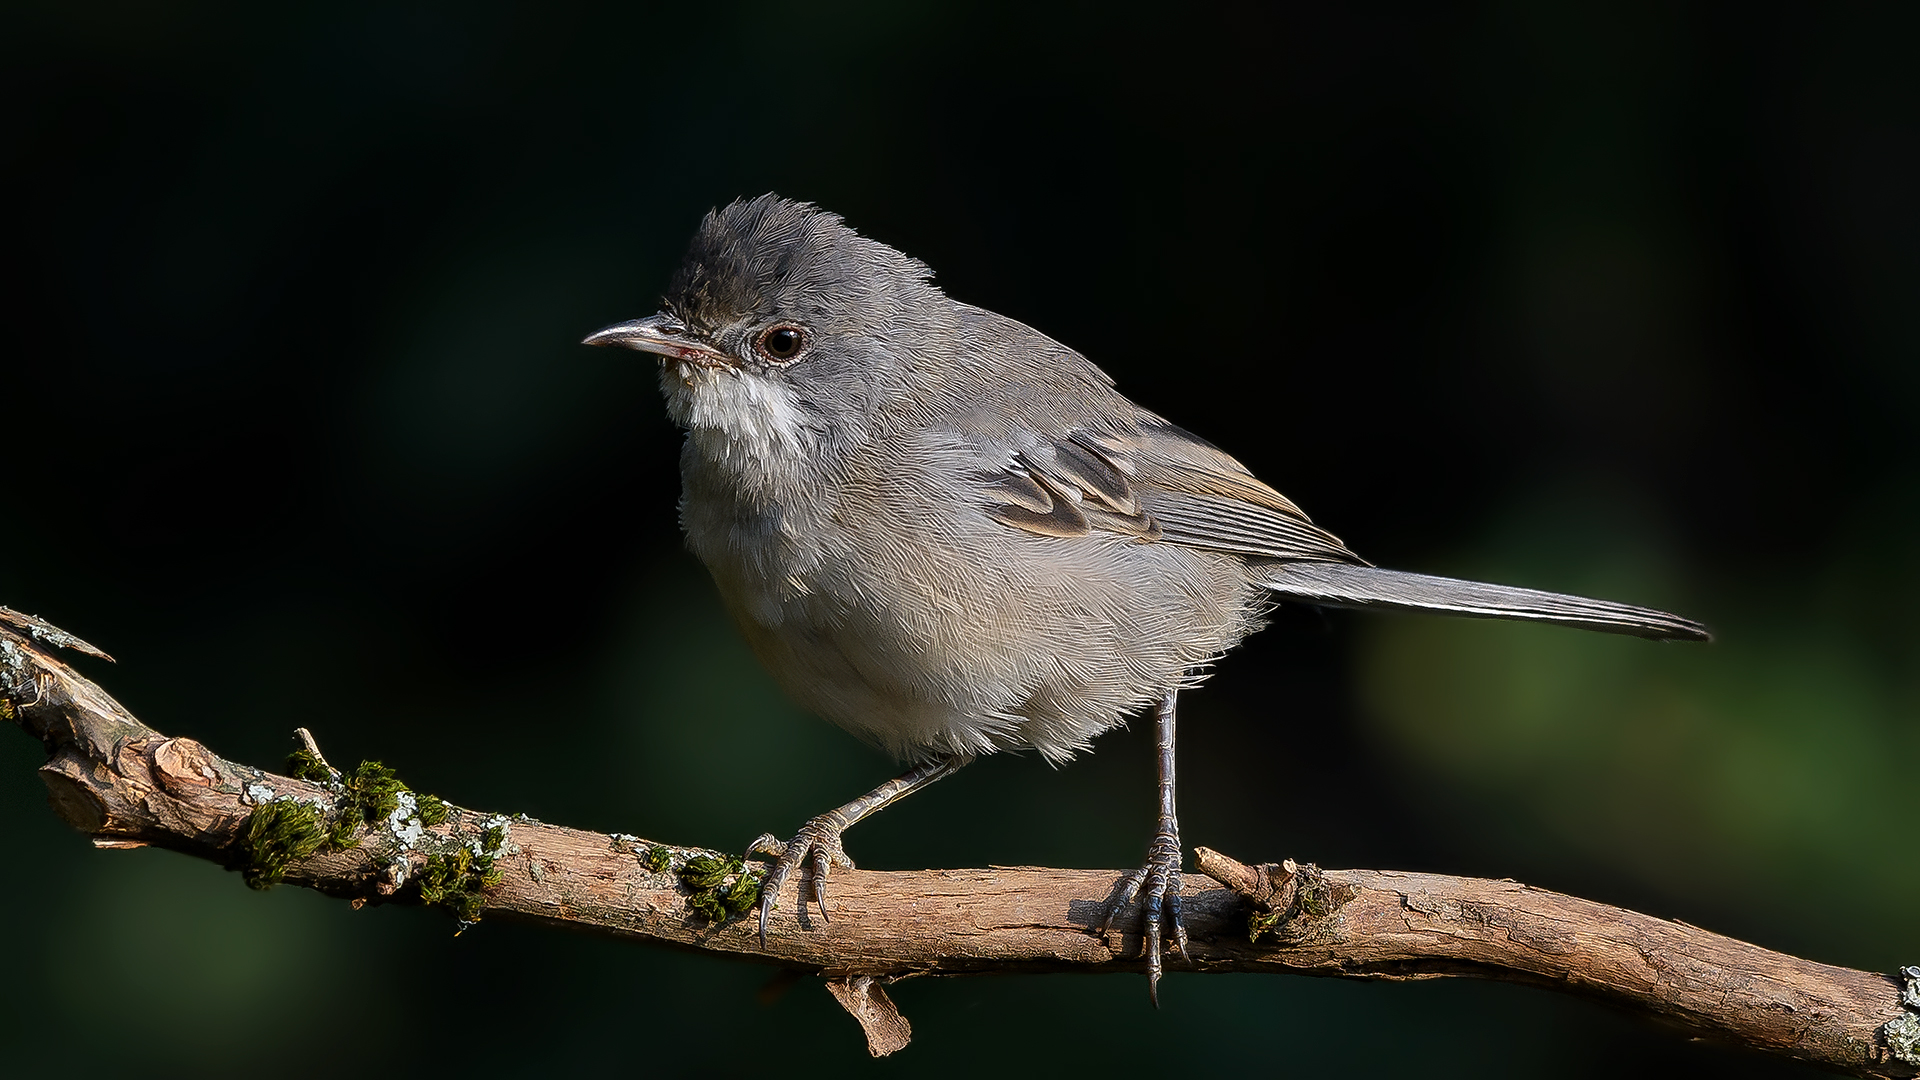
[581, 313, 731, 368]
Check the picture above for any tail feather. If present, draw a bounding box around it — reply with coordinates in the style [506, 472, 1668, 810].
[1259, 562, 1710, 643]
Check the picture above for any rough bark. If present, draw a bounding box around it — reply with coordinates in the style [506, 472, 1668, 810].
[3, 606, 1914, 1073]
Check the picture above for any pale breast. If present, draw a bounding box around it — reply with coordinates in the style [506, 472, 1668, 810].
[679, 420, 1267, 764]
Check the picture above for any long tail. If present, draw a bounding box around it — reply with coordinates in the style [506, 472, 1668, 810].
[1258, 562, 1710, 642]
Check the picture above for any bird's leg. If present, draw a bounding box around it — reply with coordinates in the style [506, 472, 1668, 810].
[1101, 690, 1187, 1004]
[749, 755, 964, 942]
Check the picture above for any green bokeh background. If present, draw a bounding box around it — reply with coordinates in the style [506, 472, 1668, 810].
[4, 2, 1914, 1076]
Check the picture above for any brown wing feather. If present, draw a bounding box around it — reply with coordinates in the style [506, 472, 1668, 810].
[979, 422, 1358, 563]
[983, 466, 1091, 537]
[1127, 422, 1364, 564]
[1127, 423, 1307, 518]
[982, 446, 1158, 541]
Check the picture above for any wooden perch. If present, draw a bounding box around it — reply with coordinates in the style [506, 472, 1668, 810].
[2, 605, 1914, 1074]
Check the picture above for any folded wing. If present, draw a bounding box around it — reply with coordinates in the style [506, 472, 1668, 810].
[977, 420, 1707, 643]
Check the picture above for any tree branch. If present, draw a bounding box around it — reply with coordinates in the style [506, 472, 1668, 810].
[2, 606, 1914, 1073]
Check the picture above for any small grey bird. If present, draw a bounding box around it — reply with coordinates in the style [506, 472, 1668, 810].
[585, 195, 1708, 998]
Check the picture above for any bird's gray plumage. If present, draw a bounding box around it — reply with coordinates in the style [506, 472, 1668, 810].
[632, 195, 1704, 763]
[584, 194, 1708, 978]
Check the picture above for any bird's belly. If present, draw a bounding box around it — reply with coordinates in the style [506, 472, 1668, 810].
[698, 515, 1264, 765]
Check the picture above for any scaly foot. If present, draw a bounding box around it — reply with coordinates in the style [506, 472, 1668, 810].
[1101, 824, 1187, 1004]
[748, 814, 855, 943]
[745, 758, 964, 944]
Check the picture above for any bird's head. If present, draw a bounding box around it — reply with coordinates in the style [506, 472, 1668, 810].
[584, 195, 954, 448]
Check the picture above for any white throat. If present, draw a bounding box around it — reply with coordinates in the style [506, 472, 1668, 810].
[661, 362, 821, 481]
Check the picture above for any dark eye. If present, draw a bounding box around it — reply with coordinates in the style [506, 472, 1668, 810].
[756, 324, 807, 362]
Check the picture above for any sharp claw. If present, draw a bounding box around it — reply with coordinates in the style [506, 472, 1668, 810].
[1145, 904, 1164, 1001]
[1100, 868, 1146, 936]
[747, 816, 854, 938]
[810, 846, 832, 921]
[755, 859, 786, 945]
[1169, 881, 1189, 957]
[1104, 834, 1186, 1004]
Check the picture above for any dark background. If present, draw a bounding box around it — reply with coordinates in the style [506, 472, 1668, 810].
[5, 2, 1915, 1076]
